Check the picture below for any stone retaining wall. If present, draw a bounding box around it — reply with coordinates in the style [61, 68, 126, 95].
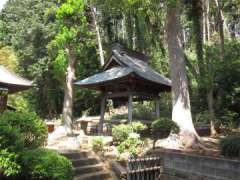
[148, 150, 240, 180]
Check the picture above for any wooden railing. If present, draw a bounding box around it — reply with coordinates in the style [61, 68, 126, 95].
[126, 156, 162, 180]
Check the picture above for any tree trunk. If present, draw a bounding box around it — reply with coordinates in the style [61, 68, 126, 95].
[62, 45, 76, 134]
[214, 0, 226, 62]
[166, 2, 199, 147]
[192, 0, 205, 80]
[208, 88, 217, 136]
[91, 7, 104, 66]
[205, 0, 210, 41]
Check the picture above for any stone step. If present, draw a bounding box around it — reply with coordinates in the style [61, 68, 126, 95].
[72, 157, 99, 167]
[61, 151, 93, 160]
[73, 171, 111, 180]
[74, 163, 103, 176]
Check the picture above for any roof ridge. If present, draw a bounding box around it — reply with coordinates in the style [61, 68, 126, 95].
[123, 54, 171, 84]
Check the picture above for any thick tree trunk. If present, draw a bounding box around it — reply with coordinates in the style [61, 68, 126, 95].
[91, 7, 104, 66]
[62, 45, 76, 134]
[166, 2, 199, 147]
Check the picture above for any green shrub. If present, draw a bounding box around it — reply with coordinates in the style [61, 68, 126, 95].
[0, 121, 24, 176]
[219, 136, 240, 158]
[112, 122, 146, 143]
[133, 103, 154, 120]
[92, 137, 104, 152]
[0, 123, 24, 151]
[117, 133, 142, 158]
[112, 124, 132, 143]
[151, 118, 179, 138]
[0, 149, 21, 176]
[21, 149, 73, 180]
[131, 122, 147, 132]
[0, 111, 48, 148]
[111, 114, 128, 120]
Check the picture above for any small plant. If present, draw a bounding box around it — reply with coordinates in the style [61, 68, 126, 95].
[112, 124, 132, 143]
[131, 122, 147, 132]
[219, 136, 240, 158]
[21, 149, 73, 180]
[117, 133, 142, 158]
[112, 122, 146, 143]
[92, 137, 104, 152]
[151, 118, 179, 139]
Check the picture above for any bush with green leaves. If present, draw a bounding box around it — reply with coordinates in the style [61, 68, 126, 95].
[0, 149, 21, 176]
[112, 124, 132, 143]
[133, 103, 154, 120]
[92, 137, 104, 152]
[0, 111, 48, 148]
[117, 133, 142, 158]
[219, 136, 240, 158]
[131, 122, 147, 132]
[21, 149, 73, 180]
[0, 111, 48, 177]
[112, 122, 146, 143]
[151, 118, 179, 138]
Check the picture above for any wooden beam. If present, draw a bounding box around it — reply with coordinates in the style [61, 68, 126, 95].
[155, 97, 160, 119]
[128, 93, 133, 123]
[99, 96, 106, 134]
[105, 91, 158, 100]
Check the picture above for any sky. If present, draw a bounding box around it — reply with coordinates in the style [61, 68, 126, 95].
[0, 0, 8, 11]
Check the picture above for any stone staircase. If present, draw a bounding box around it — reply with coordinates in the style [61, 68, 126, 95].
[60, 150, 113, 180]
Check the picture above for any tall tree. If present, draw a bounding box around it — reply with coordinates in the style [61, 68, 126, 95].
[52, 0, 92, 133]
[166, 0, 199, 147]
[90, 6, 105, 66]
[0, 0, 60, 117]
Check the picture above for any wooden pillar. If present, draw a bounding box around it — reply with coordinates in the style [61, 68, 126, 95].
[99, 96, 106, 134]
[128, 93, 133, 123]
[0, 90, 8, 113]
[155, 97, 160, 119]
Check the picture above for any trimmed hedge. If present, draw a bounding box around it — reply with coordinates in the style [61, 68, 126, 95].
[219, 136, 240, 158]
[151, 118, 179, 143]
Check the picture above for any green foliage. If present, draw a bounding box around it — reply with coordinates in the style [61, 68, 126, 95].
[195, 111, 210, 124]
[0, 0, 61, 117]
[21, 149, 73, 180]
[0, 111, 48, 149]
[0, 149, 21, 176]
[0, 112, 49, 177]
[151, 118, 179, 135]
[111, 113, 128, 120]
[0, 46, 18, 71]
[112, 122, 146, 143]
[219, 136, 240, 158]
[8, 93, 32, 112]
[218, 109, 239, 128]
[112, 124, 132, 143]
[131, 122, 147, 132]
[92, 137, 104, 152]
[117, 133, 142, 158]
[133, 103, 155, 120]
